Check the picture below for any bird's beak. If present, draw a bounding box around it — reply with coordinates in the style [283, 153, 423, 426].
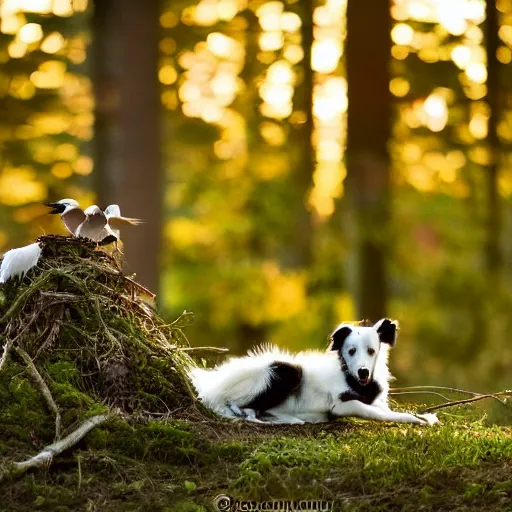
[44, 202, 63, 215]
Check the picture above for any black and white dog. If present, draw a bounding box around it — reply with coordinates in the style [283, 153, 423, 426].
[189, 319, 438, 425]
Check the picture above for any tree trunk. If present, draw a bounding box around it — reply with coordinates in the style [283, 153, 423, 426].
[285, 0, 315, 270]
[345, 0, 391, 321]
[91, 0, 162, 294]
[484, 0, 502, 278]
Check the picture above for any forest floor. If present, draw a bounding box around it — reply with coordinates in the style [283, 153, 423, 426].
[1, 237, 511, 511]
[1, 407, 512, 512]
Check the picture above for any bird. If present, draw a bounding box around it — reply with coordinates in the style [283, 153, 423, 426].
[0, 243, 42, 284]
[102, 204, 143, 252]
[45, 199, 86, 236]
[45, 199, 142, 251]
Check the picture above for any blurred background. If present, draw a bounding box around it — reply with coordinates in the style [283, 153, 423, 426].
[0, 0, 511, 391]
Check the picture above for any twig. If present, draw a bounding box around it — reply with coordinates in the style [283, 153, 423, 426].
[123, 276, 156, 300]
[179, 346, 230, 353]
[419, 393, 512, 413]
[390, 385, 480, 396]
[15, 346, 61, 440]
[389, 390, 451, 402]
[0, 415, 108, 482]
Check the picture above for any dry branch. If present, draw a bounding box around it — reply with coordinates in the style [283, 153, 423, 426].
[0, 415, 109, 482]
[15, 346, 61, 439]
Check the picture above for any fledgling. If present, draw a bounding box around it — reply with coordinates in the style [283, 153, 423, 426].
[189, 319, 438, 426]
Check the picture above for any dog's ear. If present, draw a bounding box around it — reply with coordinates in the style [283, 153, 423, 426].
[329, 326, 352, 351]
[375, 318, 398, 347]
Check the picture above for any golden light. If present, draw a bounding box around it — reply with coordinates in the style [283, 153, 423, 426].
[3, 0, 52, 14]
[51, 162, 73, 179]
[312, 39, 342, 74]
[280, 12, 301, 32]
[193, 1, 218, 26]
[30, 60, 66, 89]
[391, 45, 409, 60]
[160, 11, 179, 28]
[53, 0, 74, 17]
[497, 46, 512, 64]
[217, 0, 238, 21]
[72, 0, 88, 12]
[498, 25, 512, 46]
[0, 167, 46, 206]
[1, 14, 23, 34]
[437, 2, 467, 36]
[423, 93, 448, 132]
[391, 23, 414, 46]
[259, 12, 281, 31]
[207, 32, 242, 59]
[259, 82, 294, 106]
[465, 62, 487, 84]
[40, 32, 65, 54]
[284, 44, 304, 64]
[451, 45, 472, 70]
[18, 23, 43, 44]
[55, 143, 78, 160]
[159, 65, 178, 85]
[267, 60, 294, 84]
[468, 112, 488, 139]
[8, 41, 28, 59]
[259, 31, 284, 52]
[260, 121, 286, 147]
[390, 77, 410, 97]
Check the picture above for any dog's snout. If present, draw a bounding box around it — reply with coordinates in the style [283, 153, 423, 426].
[358, 367, 370, 380]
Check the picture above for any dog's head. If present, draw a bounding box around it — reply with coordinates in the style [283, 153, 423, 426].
[328, 318, 398, 386]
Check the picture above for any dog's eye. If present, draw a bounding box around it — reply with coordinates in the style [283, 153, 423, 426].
[368, 348, 375, 356]
[348, 348, 356, 356]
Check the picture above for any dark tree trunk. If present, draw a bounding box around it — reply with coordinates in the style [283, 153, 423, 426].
[484, 0, 502, 278]
[285, 0, 315, 270]
[345, 0, 391, 321]
[92, 0, 162, 294]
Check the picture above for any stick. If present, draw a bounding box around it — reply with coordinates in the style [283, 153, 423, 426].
[0, 415, 109, 482]
[179, 346, 230, 353]
[16, 346, 61, 440]
[419, 393, 512, 413]
[390, 385, 481, 396]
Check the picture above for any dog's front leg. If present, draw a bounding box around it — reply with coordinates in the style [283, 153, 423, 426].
[331, 400, 438, 425]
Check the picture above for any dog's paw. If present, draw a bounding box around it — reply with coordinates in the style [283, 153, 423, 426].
[416, 412, 439, 425]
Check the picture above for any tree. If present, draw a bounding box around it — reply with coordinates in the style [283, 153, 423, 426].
[484, 0, 502, 278]
[92, 0, 162, 294]
[345, 0, 392, 321]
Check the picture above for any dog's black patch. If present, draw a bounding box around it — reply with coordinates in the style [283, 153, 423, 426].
[329, 326, 353, 351]
[243, 361, 303, 414]
[377, 319, 397, 346]
[341, 375, 382, 405]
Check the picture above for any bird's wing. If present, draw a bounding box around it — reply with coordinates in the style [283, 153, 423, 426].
[77, 211, 108, 241]
[108, 216, 144, 230]
[62, 207, 86, 236]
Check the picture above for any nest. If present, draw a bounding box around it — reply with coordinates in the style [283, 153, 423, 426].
[0, 235, 199, 417]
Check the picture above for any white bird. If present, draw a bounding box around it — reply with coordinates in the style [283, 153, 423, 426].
[0, 243, 42, 284]
[102, 204, 143, 252]
[45, 199, 86, 236]
[46, 200, 142, 250]
[76, 205, 111, 245]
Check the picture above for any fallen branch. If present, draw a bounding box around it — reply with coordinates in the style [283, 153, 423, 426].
[179, 346, 229, 353]
[15, 346, 61, 440]
[0, 415, 109, 482]
[419, 392, 512, 414]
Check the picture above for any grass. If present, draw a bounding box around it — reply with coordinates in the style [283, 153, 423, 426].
[0, 410, 511, 511]
[1, 236, 511, 511]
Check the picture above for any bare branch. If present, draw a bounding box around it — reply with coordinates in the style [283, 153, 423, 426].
[16, 346, 61, 440]
[0, 415, 109, 482]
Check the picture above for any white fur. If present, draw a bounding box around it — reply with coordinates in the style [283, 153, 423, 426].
[189, 321, 438, 426]
[0, 243, 42, 284]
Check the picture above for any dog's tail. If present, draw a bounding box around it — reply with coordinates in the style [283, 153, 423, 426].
[188, 346, 288, 411]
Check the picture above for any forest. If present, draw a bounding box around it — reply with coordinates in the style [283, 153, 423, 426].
[1, 0, 512, 395]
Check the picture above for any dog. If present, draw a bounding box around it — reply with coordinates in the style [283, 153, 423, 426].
[188, 318, 438, 425]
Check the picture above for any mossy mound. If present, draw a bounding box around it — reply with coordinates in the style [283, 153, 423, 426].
[0, 235, 199, 417]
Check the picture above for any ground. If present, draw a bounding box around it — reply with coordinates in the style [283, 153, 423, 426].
[1, 408, 512, 512]
[1, 237, 511, 511]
